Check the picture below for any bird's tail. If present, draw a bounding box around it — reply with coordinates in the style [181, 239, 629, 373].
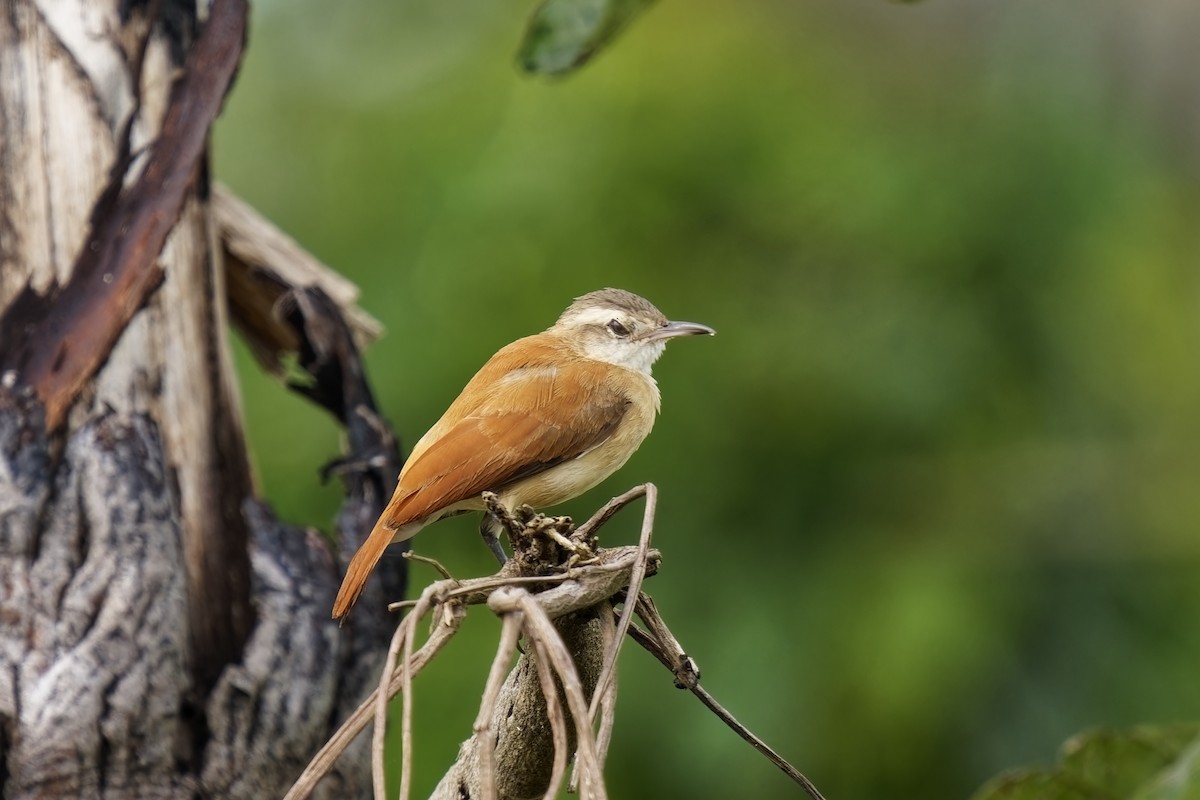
[332, 517, 395, 621]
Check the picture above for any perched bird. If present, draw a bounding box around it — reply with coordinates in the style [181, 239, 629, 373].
[332, 288, 713, 620]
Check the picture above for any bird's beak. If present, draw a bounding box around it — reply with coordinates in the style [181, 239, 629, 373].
[647, 320, 716, 341]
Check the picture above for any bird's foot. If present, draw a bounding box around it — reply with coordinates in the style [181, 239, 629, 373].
[481, 494, 601, 569]
[482, 492, 523, 537]
[478, 512, 510, 567]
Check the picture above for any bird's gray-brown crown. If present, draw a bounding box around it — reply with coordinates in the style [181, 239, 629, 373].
[558, 288, 667, 327]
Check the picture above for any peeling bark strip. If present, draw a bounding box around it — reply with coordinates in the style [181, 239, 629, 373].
[0, 0, 249, 432]
[213, 184, 383, 373]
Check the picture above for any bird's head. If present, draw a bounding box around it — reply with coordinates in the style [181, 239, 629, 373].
[552, 288, 714, 374]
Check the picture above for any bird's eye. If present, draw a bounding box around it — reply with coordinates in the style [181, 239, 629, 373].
[606, 319, 630, 337]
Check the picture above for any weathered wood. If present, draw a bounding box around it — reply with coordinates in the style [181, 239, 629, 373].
[0, 0, 247, 437]
[0, 389, 190, 798]
[0, 0, 255, 694]
[0, 1, 406, 797]
[214, 183, 383, 373]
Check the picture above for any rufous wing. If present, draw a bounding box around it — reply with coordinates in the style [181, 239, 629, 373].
[332, 350, 630, 620]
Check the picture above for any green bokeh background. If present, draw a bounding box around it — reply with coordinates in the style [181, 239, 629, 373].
[213, 1, 1200, 797]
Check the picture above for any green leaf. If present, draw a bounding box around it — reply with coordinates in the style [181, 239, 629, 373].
[1134, 738, 1200, 800]
[973, 725, 1200, 800]
[517, 0, 655, 76]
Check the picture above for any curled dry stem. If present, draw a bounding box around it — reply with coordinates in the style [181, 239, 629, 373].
[588, 484, 655, 718]
[574, 484, 649, 541]
[292, 484, 826, 800]
[374, 583, 441, 800]
[569, 484, 656, 794]
[372, 617, 407, 798]
[488, 586, 608, 800]
[594, 607, 619, 766]
[570, 601, 619, 794]
[282, 599, 463, 800]
[398, 591, 420, 800]
[530, 634, 571, 800]
[474, 611, 525, 800]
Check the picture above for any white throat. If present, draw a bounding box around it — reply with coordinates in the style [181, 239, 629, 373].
[582, 337, 666, 375]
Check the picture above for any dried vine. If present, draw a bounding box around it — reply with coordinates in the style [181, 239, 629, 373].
[284, 485, 825, 800]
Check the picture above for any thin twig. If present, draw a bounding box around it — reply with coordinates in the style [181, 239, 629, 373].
[403, 550, 455, 579]
[531, 636, 571, 800]
[399, 593, 420, 800]
[387, 599, 421, 611]
[489, 587, 608, 800]
[474, 612, 525, 800]
[574, 484, 650, 540]
[282, 604, 463, 800]
[387, 571, 577, 613]
[630, 593, 826, 800]
[441, 573, 573, 598]
[571, 601, 619, 794]
[690, 684, 827, 800]
[373, 618, 409, 798]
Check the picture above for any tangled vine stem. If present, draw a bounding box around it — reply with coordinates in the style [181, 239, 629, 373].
[282, 485, 825, 800]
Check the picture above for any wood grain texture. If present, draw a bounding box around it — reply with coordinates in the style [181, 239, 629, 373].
[0, 395, 189, 798]
[0, 2, 402, 797]
[0, 0, 247, 434]
[0, 389, 393, 798]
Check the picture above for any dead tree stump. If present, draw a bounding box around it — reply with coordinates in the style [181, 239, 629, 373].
[0, 1, 404, 796]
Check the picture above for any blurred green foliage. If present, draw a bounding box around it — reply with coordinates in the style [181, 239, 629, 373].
[518, 0, 655, 75]
[971, 725, 1200, 800]
[214, 1, 1200, 797]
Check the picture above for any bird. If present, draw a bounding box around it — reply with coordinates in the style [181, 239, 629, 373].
[332, 288, 714, 620]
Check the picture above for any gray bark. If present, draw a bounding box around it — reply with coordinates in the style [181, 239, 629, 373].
[0, 1, 403, 797]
